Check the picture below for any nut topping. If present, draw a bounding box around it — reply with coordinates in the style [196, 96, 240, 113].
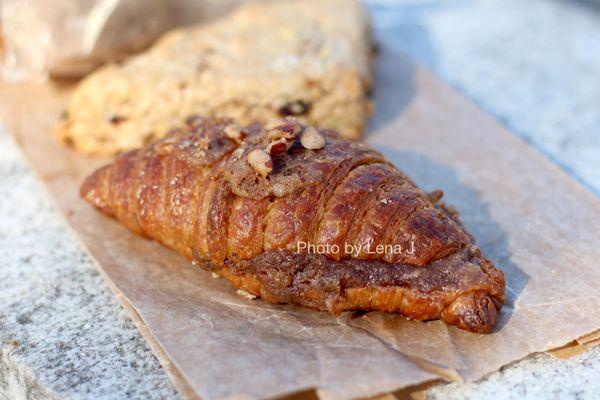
[224, 123, 244, 141]
[300, 127, 325, 150]
[266, 138, 291, 156]
[265, 118, 301, 140]
[248, 149, 273, 176]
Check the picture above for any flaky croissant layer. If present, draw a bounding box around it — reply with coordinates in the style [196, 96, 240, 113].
[81, 117, 505, 333]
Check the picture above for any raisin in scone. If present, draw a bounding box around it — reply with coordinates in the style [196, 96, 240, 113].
[56, 0, 373, 155]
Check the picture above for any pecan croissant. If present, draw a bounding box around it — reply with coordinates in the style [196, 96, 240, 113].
[81, 118, 505, 333]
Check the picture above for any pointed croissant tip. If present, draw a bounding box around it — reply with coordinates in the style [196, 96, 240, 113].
[441, 291, 500, 334]
[80, 165, 112, 214]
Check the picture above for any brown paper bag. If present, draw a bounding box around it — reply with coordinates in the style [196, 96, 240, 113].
[1, 46, 600, 399]
[0, 0, 250, 80]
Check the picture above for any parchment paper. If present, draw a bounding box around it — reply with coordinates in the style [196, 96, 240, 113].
[1, 46, 600, 399]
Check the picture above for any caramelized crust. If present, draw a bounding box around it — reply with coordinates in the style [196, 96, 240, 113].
[81, 118, 505, 333]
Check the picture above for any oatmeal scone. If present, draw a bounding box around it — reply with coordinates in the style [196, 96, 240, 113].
[56, 0, 373, 155]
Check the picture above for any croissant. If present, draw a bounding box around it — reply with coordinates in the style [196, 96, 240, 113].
[81, 118, 505, 333]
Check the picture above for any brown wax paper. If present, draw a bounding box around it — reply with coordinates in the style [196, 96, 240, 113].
[1, 46, 600, 399]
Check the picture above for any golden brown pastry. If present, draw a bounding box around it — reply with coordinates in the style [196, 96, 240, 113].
[81, 118, 505, 333]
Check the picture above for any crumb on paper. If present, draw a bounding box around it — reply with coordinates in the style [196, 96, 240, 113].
[236, 289, 257, 300]
[211, 272, 220, 279]
[3, 339, 20, 347]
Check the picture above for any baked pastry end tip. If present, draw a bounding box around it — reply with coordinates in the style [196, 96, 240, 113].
[441, 291, 500, 334]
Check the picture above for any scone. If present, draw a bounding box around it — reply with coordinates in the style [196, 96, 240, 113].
[56, 0, 373, 155]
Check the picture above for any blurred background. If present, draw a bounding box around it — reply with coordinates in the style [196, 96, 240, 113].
[2, 0, 598, 195]
[366, 0, 600, 196]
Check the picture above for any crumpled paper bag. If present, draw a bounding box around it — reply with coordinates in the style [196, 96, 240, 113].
[0, 0, 249, 81]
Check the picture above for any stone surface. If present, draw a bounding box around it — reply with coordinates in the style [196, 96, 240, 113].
[0, 131, 178, 399]
[1, 0, 600, 399]
[428, 347, 600, 400]
[368, 0, 600, 195]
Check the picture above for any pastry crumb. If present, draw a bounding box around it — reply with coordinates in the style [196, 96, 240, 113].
[300, 126, 325, 150]
[236, 289, 257, 300]
[248, 149, 273, 176]
[224, 124, 244, 141]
